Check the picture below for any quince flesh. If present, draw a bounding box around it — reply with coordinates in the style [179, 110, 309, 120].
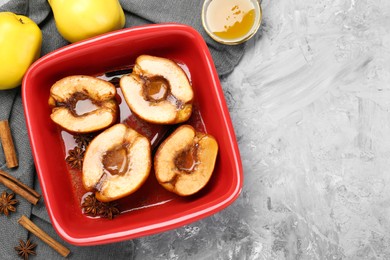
[154, 125, 218, 196]
[48, 75, 118, 133]
[82, 123, 151, 202]
[120, 55, 194, 124]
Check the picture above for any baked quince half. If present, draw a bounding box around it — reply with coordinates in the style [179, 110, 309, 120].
[154, 125, 218, 196]
[120, 55, 194, 124]
[82, 123, 151, 202]
[48, 75, 118, 133]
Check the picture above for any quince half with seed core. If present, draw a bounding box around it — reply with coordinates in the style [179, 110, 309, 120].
[120, 55, 194, 124]
[48, 75, 118, 133]
[82, 123, 151, 202]
[154, 125, 218, 196]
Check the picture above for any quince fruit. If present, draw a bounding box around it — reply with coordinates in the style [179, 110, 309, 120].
[0, 12, 42, 90]
[48, 0, 125, 43]
[82, 123, 151, 202]
[120, 55, 194, 124]
[154, 125, 218, 196]
[48, 75, 118, 133]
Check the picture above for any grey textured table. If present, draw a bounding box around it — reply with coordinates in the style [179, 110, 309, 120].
[2, 0, 390, 259]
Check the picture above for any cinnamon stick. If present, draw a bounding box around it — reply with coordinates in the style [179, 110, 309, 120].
[0, 170, 40, 205]
[18, 215, 71, 258]
[0, 120, 18, 168]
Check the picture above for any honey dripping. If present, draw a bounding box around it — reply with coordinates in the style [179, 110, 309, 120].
[206, 0, 256, 40]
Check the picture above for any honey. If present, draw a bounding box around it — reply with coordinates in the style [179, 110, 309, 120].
[144, 76, 169, 102]
[202, 0, 262, 44]
[102, 146, 129, 176]
[175, 146, 198, 172]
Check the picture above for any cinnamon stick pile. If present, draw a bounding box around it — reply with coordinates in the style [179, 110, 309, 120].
[0, 119, 71, 258]
[0, 119, 40, 204]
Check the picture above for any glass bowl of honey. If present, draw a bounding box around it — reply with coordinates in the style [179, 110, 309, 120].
[202, 0, 262, 45]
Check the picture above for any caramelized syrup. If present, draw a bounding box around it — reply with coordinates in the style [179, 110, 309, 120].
[61, 63, 206, 216]
[175, 146, 198, 172]
[102, 146, 129, 176]
[144, 76, 169, 101]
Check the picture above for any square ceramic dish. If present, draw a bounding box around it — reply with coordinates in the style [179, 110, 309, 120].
[22, 23, 243, 245]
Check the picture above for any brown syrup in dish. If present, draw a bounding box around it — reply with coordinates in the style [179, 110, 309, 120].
[175, 145, 198, 173]
[143, 76, 169, 102]
[102, 146, 129, 176]
[60, 63, 207, 217]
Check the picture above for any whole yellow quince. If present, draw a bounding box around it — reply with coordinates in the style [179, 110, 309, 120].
[0, 12, 42, 90]
[48, 0, 126, 43]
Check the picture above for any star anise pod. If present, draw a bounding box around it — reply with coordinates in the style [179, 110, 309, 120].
[0, 191, 18, 216]
[81, 193, 101, 217]
[81, 193, 120, 219]
[66, 146, 85, 169]
[98, 201, 120, 220]
[14, 239, 37, 260]
[74, 134, 95, 149]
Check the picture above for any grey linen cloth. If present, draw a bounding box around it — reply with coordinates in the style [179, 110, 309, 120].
[0, 0, 245, 259]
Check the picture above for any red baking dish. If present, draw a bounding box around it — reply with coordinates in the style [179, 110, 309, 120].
[22, 23, 243, 245]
